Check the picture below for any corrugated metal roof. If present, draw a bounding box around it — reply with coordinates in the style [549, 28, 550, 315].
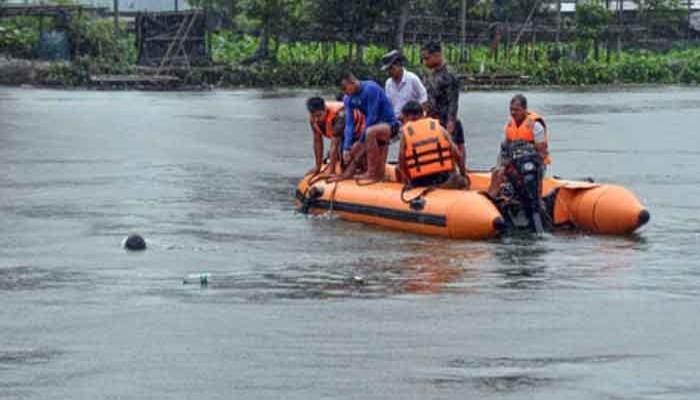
[556, 0, 700, 13]
[2, 0, 190, 11]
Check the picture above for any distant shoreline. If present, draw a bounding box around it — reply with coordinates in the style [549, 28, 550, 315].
[2, 57, 698, 91]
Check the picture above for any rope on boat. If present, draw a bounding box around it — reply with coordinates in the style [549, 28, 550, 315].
[328, 181, 339, 214]
[301, 162, 348, 216]
[400, 184, 437, 204]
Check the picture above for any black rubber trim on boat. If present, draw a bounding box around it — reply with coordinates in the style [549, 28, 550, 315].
[492, 217, 507, 231]
[638, 209, 650, 226]
[295, 190, 446, 227]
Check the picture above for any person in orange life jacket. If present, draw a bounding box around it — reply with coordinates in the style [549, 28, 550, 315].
[487, 94, 550, 197]
[335, 71, 400, 181]
[398, 101, 469, 189]
[306, 96, 365, 175]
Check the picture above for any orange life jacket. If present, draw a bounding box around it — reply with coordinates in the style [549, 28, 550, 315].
[312, 101, 365, 140]
[403, 118, 454, 180]
[505, 111, 551, 165]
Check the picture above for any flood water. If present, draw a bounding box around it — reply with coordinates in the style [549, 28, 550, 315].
[1, 86, 698, 400]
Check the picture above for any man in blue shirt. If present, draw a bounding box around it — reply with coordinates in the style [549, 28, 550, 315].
[337, 72, 399, 181]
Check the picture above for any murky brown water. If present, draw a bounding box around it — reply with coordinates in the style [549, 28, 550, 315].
[1, 86, 698, 400]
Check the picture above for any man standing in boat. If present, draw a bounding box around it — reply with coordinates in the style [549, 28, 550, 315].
[421, 41, 466, 168]
[382, 50, 429, 121]
[336, 71, 399, 181]
[305, 96, 365, 175]
[398, 101, 468, 189]
[487, 94, 550, 197]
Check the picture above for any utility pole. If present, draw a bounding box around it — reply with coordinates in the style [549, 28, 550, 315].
[174, 0, 178, 12]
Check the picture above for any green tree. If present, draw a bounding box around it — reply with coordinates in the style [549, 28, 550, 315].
[237, 0, 311, 62]
[575, 0, 611, 60]
[311, 0, 391, 60]
[634, 0, 688, 38]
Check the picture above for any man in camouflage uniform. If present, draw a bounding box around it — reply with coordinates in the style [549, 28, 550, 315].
[421, 41, 466, 168]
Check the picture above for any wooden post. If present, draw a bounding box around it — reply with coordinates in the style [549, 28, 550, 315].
[459, 0, 466, 62]
[411, 40, 417, 65]
[74, 8, 82, 61]
[229, 0, 235, 28]
[113, 0, 119, 39]
[556, 0, 561, 44]
[594, 38, 599, 61]
[688, 0, 692, 42]
[617, 0, 623, 54]
[396, 1, 411, 50]
[412, 33, 418, 64]
[505, 23, 510, 61]
[206, 12, 212, 64]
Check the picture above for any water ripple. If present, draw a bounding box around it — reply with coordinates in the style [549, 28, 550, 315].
[0, 266, 93, 292]
[0, 348, 61, 367]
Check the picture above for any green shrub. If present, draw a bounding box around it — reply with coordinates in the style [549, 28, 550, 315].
[219, 61, 379, 87]
[0, 18, 41, 58]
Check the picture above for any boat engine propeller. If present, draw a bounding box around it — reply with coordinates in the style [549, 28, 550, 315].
[498, 140, 546, 235]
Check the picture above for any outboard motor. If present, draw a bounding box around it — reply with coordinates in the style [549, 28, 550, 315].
[498, 140, 546, 234]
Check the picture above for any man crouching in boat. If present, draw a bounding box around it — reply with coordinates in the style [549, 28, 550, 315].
[332, 71, 400, 181]
[487, 94, 550, 197]
[398, 101, 469, 189]
[306, 97, 365, 175]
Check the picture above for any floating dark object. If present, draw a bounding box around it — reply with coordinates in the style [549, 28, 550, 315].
[352, 275, 366, 286]
[124, 234, 147, 251]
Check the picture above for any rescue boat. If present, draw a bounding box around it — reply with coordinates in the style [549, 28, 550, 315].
[295, 165, 649, 240]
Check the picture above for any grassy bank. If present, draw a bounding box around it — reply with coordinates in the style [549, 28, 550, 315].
[210, 33, 700, 85]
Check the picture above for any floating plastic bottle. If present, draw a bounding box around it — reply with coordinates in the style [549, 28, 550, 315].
[183, 273, 210, 286]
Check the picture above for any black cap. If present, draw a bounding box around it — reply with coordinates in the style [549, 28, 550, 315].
[381, 50, 403, 71]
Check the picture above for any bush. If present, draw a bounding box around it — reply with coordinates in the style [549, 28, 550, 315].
[220, 61, 380, 87]
[0, 18, 41, 58]
[68, 17, 136, 66]
[44, 61, 83, 86]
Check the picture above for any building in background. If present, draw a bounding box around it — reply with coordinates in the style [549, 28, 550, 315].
[1, 0, 190, 12]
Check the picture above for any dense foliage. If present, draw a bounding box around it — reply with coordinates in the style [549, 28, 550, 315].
[0, 17, 41, 58]
[2, 0, 699, 87]
[207, 38, 700, 87]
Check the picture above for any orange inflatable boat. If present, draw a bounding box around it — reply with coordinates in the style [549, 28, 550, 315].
[295, 165, 649, 240]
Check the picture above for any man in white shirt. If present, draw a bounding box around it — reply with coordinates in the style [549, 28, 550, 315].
[381, 50, 428, 122]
